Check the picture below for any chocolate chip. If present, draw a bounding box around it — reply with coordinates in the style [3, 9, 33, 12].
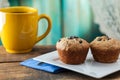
[106, 36, 111, 40]
[79, 40, 82, 43]
[108, 38, 111, 40]
[97, 38, 102, 41]
[105, 36, 109, 40]
[103, 36, 111, 40]
[73, 36, 79, 38]
[58, 39, 61, 42]
[68, 36, 79, 39]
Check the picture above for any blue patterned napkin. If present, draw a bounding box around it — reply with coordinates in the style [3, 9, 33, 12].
[20, 59, 65, 73]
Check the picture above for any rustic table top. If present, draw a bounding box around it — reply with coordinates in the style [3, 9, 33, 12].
[0, 45, 120, 80]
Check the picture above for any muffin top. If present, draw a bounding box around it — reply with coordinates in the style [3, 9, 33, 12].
[90, 36, 120, 50]
[56, 36, 89, 51]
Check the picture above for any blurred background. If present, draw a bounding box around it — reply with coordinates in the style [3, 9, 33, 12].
[0, 0, 106, 45]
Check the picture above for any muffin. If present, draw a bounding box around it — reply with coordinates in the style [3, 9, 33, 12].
[90, 36, 120, 63]
[56, 36, 89, 64]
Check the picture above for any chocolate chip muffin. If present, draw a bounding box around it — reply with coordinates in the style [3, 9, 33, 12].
[56, 36, 89, 64]
[90, 36, 120, 63]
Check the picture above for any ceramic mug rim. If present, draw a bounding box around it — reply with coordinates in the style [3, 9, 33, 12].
[0, 6, 38, 14]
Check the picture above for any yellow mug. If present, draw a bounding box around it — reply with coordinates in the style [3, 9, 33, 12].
[0, 6, 52, 53]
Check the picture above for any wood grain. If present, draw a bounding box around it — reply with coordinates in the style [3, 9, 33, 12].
[0, 45, 56, 62]
[0, 62, 120, 80]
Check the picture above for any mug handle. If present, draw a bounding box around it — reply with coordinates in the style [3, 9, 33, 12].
[36, 14, 52, 43]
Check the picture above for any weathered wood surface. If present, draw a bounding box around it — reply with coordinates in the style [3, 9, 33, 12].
[0, 63, 120, 80]
[0, 62, 120, 80]
[0, 46, 55, 62]
[0, 46, 120, 80]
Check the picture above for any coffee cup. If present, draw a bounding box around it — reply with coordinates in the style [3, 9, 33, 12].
[0, 6, 52, 53]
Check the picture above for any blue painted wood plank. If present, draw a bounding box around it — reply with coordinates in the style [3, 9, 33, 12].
[19, 0, 33, 6]
[8, 0, 20, 6]
[62, 0, 93, 42]
[33, 0, 61, 45]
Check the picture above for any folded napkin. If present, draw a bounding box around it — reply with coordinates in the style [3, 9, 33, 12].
[20, 59, 65, 73]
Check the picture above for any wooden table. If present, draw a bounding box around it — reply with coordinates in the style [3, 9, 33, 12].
[0, 46, 120, 80]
